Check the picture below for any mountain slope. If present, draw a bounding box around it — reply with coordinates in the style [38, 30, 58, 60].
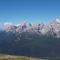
[0, 19, 60, 58]
[0, 31, 60, 57]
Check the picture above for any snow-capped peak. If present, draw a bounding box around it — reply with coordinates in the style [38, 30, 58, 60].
[1, 18, 60, 38]
[55, 18, 60, 23]
[4, 22, 13, 26]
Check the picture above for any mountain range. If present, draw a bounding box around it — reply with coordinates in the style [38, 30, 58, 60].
[0, 18, 60, 58]
[2, 18, 60, 38]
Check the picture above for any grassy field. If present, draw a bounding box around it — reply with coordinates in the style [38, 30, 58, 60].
[0, 54, 47, 60]
[0, 54, 60, 60]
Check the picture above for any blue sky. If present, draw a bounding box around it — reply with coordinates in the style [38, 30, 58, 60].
[0, 0, 60, 24]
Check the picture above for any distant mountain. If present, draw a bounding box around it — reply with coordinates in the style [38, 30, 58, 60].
[2, 18, 60, 38]
[0, 19, 60, 58]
